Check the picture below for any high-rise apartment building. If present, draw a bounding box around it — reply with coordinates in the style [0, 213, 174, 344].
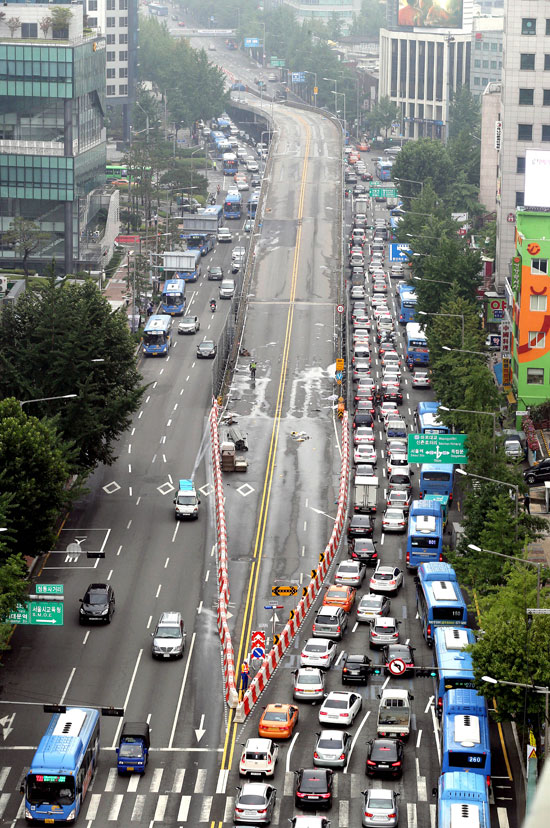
[0, 4, 107, 274]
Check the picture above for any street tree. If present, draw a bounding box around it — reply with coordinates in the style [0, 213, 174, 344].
[448, 86, 480, 141]
[392, 139, 454, 200]
[0, 399, 77, 560]
[364, 97, 401, 139]
[4, 217, 49, 282]
[352, 0, 386, 37]
[0, 552, 29, 652]
[0, 270, 145, 472]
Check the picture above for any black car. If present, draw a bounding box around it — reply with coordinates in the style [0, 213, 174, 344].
[383, 388, 403, 405]
[361, 170, 373, 181]
[347, 514, 374, 539]
[524, 458, 550, 485]
[294, 768, 333, 809]
[79, 583, 115, 624]
[207, 265, 224, 281]
[196, 340, 217, 359]
[348, 537, 378, 566]
[342, 653, 371, 684]
[250, 175, 262, 187]
[382, 643, 416, 676]
[366, 738, 404, 777]
[354, 412, 374, 429]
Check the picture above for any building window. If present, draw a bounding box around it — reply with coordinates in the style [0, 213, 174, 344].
[119, 50, 128, 61]
[119, 33, 128, 44]
[119, 0, 128, 7]
[482, 60, 489, 69]
[107, 68, 116, 78]
[119, 67, 128, 78]
[106, 51, 115, 62]
[543, 125, 550, 142]
[491, 42, 497, 51]
[483, 43, 489, 51]
[519, 88, 534, 105]
[521, 53, 535, 70]
[107, 84, 116, 95]
[474, 77, 480, 85]
[106, 0, 115, 9]
[21, 23, 38, 38]
[544, 90, 550, 106]
[546, 55, 550, 71]
[518, 123, 533, 140]
[119, 16, 128, 26]
[475, 42, 481, 51]
[88, 0, 98, 8]
[532, 259, 549, 275]
[547, 19, 550, 35]
[527, 368, 545, 384]
[517, 156, 526, 173]
[516, 191, 525, 207]
[522, 18, 537, 35]
[106, 16, 115, 27]
[490, 61, 497, 69]
[482, 77, 489, 85]
[119, 84, 128, 95]
[530, 294, 548, 312]
[474, 59, 481, 68]
[529, 332, 546, 348]
[106, 34, 115, 44]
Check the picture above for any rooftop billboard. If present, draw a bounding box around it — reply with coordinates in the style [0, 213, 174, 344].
[397, 0, 463, 29]
[525, 149, 550, 210]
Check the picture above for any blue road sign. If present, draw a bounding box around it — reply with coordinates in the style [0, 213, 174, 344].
[244, 37, 260, 48]
[335, 371, 343, 381]
[291, 72, 305, 84]
[252, 646, 265, 658]
[389, 243, 411, 262]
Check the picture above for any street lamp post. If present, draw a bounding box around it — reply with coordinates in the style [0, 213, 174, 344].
[439, 405, 497, 451]
[418, 309, 464, 348]
[482, 675, 549, 750]
[468, 543, 540, 607]
[456, 468, 519, 528]
[135, 101, 150, 143]
[394, 177, 424, 194]
[332, 90, 346, 136]
[20, 394, 78, 408]
[442, 346, 488, 358]
[412, 276, 452, 285]
[189, 146, 204, 200]
[303, 71, 318, 107]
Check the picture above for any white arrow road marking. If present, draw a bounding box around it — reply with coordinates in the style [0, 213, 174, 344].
[0, 713, 15, 740]
[195, 714, 206, 743]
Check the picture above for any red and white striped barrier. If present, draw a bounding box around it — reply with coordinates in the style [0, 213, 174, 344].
[210, 400, 239, 708]
[235, 412, 350, 720]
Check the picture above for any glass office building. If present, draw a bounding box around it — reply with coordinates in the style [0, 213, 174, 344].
[0, 8, 106, 274]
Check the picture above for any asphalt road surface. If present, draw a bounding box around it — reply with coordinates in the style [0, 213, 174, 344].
[0, 25, 521, 828]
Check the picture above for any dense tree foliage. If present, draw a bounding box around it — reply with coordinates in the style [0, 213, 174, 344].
[364, 97, 401, 139]
[0, 270, 145, 472]
[351, 0, 386, 37]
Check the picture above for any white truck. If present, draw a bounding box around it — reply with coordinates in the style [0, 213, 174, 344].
[353, 475, 379, 514]
[173, 479, 200, 520]
[377, 688, 414, 740]
[354, 198, 368, 217]
[162, 251, 201, 282]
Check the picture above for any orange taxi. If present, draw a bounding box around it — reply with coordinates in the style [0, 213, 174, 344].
[258, 703, 299, 739]
[323, 585, 357, 612]
[348, 153, 360, 165]
[357, 141, 370, 152]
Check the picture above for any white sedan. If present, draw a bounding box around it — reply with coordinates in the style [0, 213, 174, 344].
[369, 566, 404, 596]
[382, 507, 407, 534]
[318, 690, 362, 726]
[334, 560, 366, 587]
[300, 638, 338, 669]
[354, 444, 377, 466]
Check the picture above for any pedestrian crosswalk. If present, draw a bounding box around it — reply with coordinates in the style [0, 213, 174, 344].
[0, 764, 511, 826]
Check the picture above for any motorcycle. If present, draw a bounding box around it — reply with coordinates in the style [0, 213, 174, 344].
[209, 195, 216, 205]
[210, 300, 217, 313]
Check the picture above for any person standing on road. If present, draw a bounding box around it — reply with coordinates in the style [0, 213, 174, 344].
[524, 495, 531, 514]
[240, 660, 249, 694]
[249, 361, 257, 380]
[213, 160, 217, 171]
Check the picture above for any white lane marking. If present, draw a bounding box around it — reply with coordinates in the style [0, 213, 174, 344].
[416, 729, 422, 749]
[131, 794, 146, 820]
[352, 621, 359, 633]
[163, 454, 167, 463]
[497, 807, 510, 828]
[152, 454, 157, 463]
[430, 700, 442, 764]
[381, 676, 390, 690]
[110, 649, 144, 749]
[152, 382, 157, 389]
[430, 803, 437, 828]
[155, 584, 162, 598]
[284, 771, 294, 796]
[136, 496, 141, 506]
[82, 631, 90, 645]
[85, 793, 101, 820]
[177, 795, 191, 821]
[199, 795, 212, 821]
[0, 770, 9, 792]
[286, 731, 300, 772]
[128, 464, 132, 474]
[194, 768, 207, 793]
[425, 696, 434, 714]
[129, 486, 132, 497]
[126, 520, 132, 529]
[339, 800, 349, 827]
[197, 601, 203, 614]
[59, 667, 76, 705]
[117, 545, 122, 556]
[165, 557, 170, 568]
[216, 768, 229, 794]
[131, 427, 135, 436]
[107, 569, 113, 581]
[138, 411, 143, 419]
[150, 768, 163, 793]
[153, 794, 168, 821]
[223, 797, 234, 822]
[336, 651, 345, 666]
[167, 419, 172, 427]
[107, 793, 123, 820]
[407, 802, 418, 828]
[168, 474, 173, 485]
[172, 769, 185, 793]
[169, 632, 196, 748]
[205, 570, 210, 582]
[146, 396, 150, 403]
[173, 404, 178, 411]
[127, 774, 140, 792]
[416, 757, 427, 800]
[345, 710, 370, 773]
[128, 444, 132, 454]
[105, 768, 117, 791]
[172, 522, 180, 543]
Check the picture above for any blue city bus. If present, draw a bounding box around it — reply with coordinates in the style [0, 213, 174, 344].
[223, 192, 242, 220]
[24, 707, 100, 823]
[215, 138, 232, 159]
[202, 204, 223, 227]
[398, 286, 416, 324]
[425, 493, 450, 527]
[442, 689, 491, 784]
[160, 278, 186, 315]
[415, 562, 468, 645]
[375, 159, 393, 181]
[185, 234, 215, 256]
[417, 401, 449, 435]
[142, 315, 173, 356]
[433, 626, 476, 715]
[247, 194, 259, 219]
[420, 463, 454, 500]
[210, 130, 224, 146]
[436, 772, 491, 828]
[405, 322, 429, 365]
[406, 499, 443, 570]
[222, 152, 238, 175]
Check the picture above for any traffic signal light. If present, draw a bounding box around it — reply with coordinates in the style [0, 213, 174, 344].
[415, 667, 437, 677]
[371, 665, 382, 675]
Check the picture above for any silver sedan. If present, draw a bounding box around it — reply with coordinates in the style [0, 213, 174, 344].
[381, 507, 407, 534]
[293, 667, 325, 702]
[334, 560, 366, 587]
[234, 783, 276, 824]
[356, 594, 391, 623]
[313, 730, 352, 768]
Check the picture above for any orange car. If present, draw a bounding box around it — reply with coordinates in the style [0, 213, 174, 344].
[323, 585, 357, 612]
[259, 703, 299, 739]
[357, 142, 369, 152]
[348, 153, 360, 165]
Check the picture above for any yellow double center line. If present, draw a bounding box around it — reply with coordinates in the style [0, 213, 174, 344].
[219, 119, 312, 777]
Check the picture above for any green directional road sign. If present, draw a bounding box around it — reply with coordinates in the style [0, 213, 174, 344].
[36, 584, 64, 595]
[407, 434, 468, 464]
[270, 58, 285, 67]
[7, 601, 64, 626]
[369, 186, 398, 198]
